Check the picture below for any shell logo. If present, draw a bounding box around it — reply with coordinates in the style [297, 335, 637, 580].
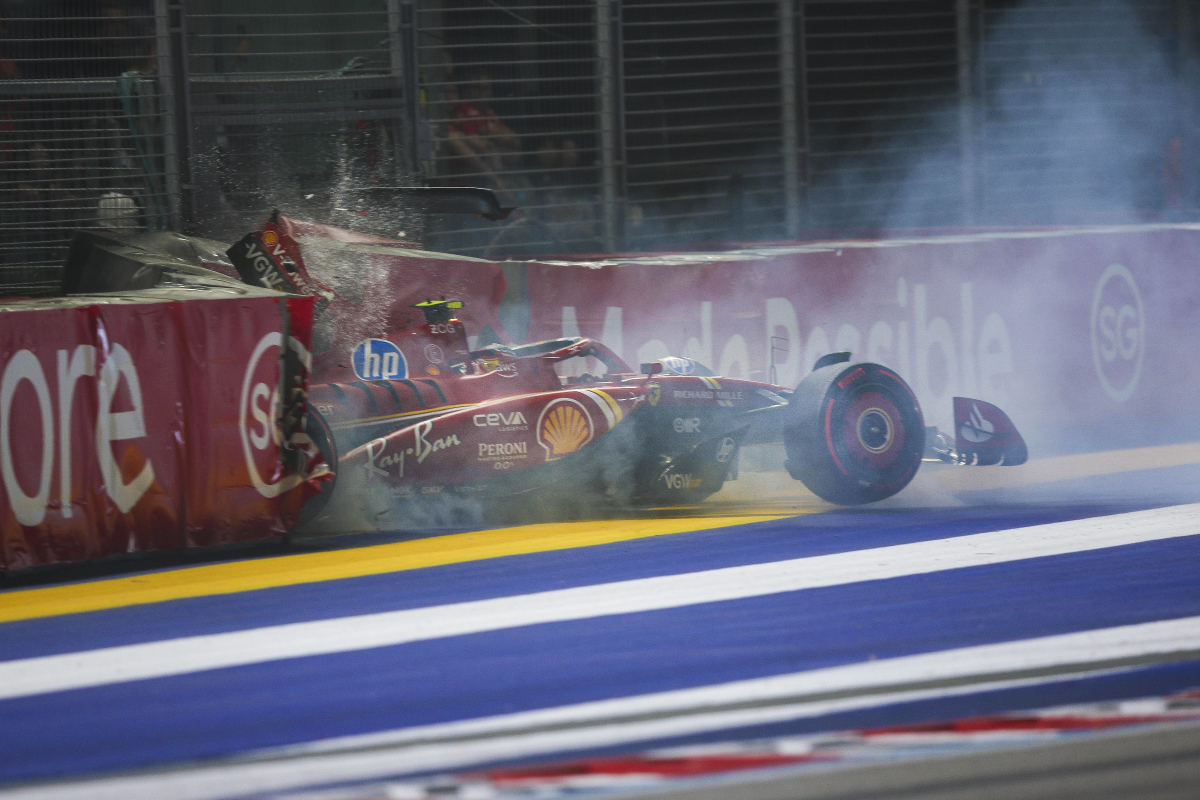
[262, 230, 278, 246]
[537, 398, 594, 461]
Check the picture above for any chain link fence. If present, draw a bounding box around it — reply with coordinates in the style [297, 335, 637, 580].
[182, 0, 409, 241]
[417, 0, 603, 257]
[803, 0, 962, 230]
[1, 0, 173, 294]
[622, 0, 786, 247]
[976, 0, 1180, 225]
[1, 0, 1196, 292]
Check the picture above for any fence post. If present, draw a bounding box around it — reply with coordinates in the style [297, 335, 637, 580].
[386, 0, 407, 179]
[153, 0, 180, 230]
[780, 0, 801, 239]
[167, 2, 194, 232]
[956, 0, 976, 226]
[1178, 0, 1196, 212]
[398, 0, 422, 181]
[597, 0, 625, 251]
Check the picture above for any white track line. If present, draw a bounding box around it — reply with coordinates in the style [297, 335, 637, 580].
[1, 503, 1197, 701]
[9, 614, 1200, 800]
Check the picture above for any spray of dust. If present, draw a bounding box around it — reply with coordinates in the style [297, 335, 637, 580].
[269, 0, 1200, 523]
[606, 0, 1199, 509]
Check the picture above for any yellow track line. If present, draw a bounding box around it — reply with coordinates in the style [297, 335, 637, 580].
[0, 514, 797, 624]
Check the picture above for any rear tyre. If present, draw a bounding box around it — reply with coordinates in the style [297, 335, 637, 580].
[783, 362, 924, 505]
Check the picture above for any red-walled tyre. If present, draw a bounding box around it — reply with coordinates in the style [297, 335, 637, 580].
[783, 361, 924, 505]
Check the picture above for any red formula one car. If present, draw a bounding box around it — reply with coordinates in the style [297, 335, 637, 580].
[217, 205, 1027, 517]
[66, 191, 1027, 524]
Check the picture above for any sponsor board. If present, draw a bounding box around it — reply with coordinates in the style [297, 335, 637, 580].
[240, 332, 313, 498]
[0, 342, 155, 526]
[0, 295, 317, 569]
[524, 227, 1200, 443]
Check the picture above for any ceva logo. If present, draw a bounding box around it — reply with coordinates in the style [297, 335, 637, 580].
[1090, 264, 1145, 403]
[353, 339, 407, 381]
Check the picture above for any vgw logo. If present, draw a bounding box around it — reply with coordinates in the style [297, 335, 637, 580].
[240, 332, 311, 498]
[353, 339, 407, 381]
[1090, 264, 1145, 403]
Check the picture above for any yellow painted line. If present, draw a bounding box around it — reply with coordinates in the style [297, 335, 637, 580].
[0, 513, 797, 624]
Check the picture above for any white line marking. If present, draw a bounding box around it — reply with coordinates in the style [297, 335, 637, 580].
[1, 503, 1197, 700]
[272, 613, 1200, 757]
[9, 614, 1200, 800]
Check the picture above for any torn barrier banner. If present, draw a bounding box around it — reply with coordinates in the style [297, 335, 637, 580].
[519, 225, 1200, 453]
[0, 293, 318, 571]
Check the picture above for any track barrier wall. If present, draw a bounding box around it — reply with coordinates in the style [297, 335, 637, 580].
[0, 292, 317, 571]
[7, 223, 1196, 569]
[514, 225, 1200, 455]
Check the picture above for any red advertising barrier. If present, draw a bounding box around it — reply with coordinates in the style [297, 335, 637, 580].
[518, 225, 1200, 454]
[0, 291, 318, 571]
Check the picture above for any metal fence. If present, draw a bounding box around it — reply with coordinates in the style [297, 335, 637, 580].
[621, 0, 787, 246]
[976, 0, 1180, 225]
[1, 0, 174, 294]
[180, 0, 410, 241]
[416, 0, 603, 257]
[803, 0, 962, 229]
[1, 0, 1196, 292]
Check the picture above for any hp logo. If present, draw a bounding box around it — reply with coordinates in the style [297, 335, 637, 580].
[353, 339, 407, 381]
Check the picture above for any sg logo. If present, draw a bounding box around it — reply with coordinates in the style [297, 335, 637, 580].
[1090, 264, 1144, 403]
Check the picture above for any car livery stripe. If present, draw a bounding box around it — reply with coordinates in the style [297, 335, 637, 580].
[327, 382, 351, 407]
[580, 389, 624, 428]
[419, 378, 449, 404]
[0, 515, 794, 625]
[378, 380, 406, 411]
[396, 379, 427, 407]
[700, 376, 737, 407]
[347, 382, 380, 415]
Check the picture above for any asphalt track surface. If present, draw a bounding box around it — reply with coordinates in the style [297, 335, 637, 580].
[2, 443, 1200, 799]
